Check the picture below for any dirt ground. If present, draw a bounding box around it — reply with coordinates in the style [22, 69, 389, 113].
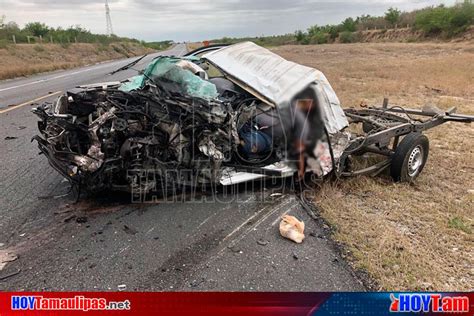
[272, 43, 474, 291]
[0, 43, 153, 80]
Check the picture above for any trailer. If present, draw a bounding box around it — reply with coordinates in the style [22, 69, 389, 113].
[339, 102, 473, 182]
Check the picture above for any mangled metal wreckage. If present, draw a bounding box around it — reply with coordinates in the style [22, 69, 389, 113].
[33, 42, 473, 195]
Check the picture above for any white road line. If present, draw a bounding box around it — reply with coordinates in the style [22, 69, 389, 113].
[0, 60, 129, 93]
[204, 197, 295, 266]
[0, 91, 62, 114]
[0, 47, 181, 93]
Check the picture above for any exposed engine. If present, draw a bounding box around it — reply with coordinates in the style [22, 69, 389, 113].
[32, 80, 278, 195]
[32, 48, 332, 197]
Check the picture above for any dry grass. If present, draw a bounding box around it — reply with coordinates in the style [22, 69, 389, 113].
[186, 42, 205, 52]
[0, 43, 154, 80]
[272, 42, 474, 291]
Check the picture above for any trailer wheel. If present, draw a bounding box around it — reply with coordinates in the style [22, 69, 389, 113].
[391, 133, 429, 182]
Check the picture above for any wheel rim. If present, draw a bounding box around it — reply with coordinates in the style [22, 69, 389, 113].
[407, 145, 423, 177]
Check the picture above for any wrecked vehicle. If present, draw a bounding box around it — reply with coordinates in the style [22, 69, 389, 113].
[33, 42, 474, 196]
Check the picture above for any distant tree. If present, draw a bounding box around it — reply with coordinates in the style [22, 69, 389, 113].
[24, 22, 49, 37]
[307, 25, 321, 36]
[326, 25, 340, 40]
[295, 30, 306, 42]
[0, 15, 5, 28]
[356, 14, 388, 30]
[385, 7, 401, 27]
[341, 17, 357, 32]
[5, 21, 19, 31]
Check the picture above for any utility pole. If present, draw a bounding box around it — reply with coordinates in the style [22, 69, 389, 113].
[105, 0, 114, 36]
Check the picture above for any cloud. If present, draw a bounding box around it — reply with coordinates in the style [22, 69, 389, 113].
[1, 0, 456, 41]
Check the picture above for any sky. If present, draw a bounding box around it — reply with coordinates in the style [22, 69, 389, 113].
[1, 0, 457, 42]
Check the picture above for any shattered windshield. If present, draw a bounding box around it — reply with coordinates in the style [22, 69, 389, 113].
[119, 56, 218, 101]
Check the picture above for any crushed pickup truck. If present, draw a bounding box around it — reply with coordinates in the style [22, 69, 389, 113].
[33, 42, 474, 196]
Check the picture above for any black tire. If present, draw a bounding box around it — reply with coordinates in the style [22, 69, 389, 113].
[390, 133, 429, 182]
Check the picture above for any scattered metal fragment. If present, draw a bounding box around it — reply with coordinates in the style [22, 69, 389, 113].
[117, 284, 127, 291]
[4, 136, 17, 140]
[228, 245, 242, 253]
[189, 278, 205, 288]
[257, 239, 269, 246]
[123, 225, 138, 235]
[297, 192, 319, 220]
[76, 216, 88, 223]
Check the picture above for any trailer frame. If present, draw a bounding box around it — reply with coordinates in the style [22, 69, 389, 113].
[337, 100, 474, 179]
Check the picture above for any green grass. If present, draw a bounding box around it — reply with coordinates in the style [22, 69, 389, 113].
[448, 217, 472, 234]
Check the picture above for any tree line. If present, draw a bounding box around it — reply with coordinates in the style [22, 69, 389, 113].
[0, 18, 172, 50]
[294, 1, 474, 44]
[213, 1, 474, 46]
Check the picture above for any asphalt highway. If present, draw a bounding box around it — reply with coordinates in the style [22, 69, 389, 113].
[0, 44, 363, 291]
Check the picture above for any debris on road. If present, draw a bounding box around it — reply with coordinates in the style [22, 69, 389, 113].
[228, 245, 242, 254]
[257, 239, 269, 246]
[64, 215, 76, 223]
[0, 250, 18, 271]
[123, 225, 138, 235]
[189, 277, 205, 288]
[279, 215, 305, 244]
[0, 268, 21, 281]
[76, 216, 88, 224]
[117, 284, 127, 291]
[270, 193, 283, 197]
[4, 136, 17, 140]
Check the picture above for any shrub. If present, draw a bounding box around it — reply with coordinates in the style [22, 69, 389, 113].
[339, 31, 355, 43]
[0, 39, 8, 49]
[450, 1, 474, 33]
[60, 42, 71, 49]
[34, 44, 45, 52]
[385, 8, 401, 27]
[24, 22, 49, 37]
[310, 32, 329, 44]
[341, 18, 357, 32]
[295, 30, 306, 42]
[415, 6, 452, 34]
[415, 2, 474, 36]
